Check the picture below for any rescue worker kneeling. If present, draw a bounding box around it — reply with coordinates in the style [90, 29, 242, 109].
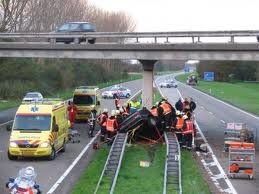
[182, 115, 194, 150]
[106, 110, 118, 145]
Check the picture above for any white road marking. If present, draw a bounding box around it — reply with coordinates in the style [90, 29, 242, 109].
[0, 120, 13, 127]
[220, 120, 226, 124]
[201, 106, 205, 109]
[208, 111, 213, 115]
[47, 131, 100, 194]
[179, 82, 259, 121]
[176, 88, 237, 194]
[47, 88, 142, 193]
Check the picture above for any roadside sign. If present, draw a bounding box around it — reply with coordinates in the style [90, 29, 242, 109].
[204, 72, 214, 81]
[184, 66, 190, 72]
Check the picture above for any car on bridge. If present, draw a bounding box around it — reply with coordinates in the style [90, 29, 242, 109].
[49, 22, 96, 44]
[101, 85, 131, 99]
[159, 80, 178, 88]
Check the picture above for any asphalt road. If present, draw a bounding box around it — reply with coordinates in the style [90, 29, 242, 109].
[0, 79, 142, 194]
[157, 75, 259, 194]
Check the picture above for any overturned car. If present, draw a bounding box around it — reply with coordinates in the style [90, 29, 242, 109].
[119, 107, 161, 142]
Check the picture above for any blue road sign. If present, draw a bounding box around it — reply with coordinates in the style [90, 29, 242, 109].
[204, 72, 214, 81]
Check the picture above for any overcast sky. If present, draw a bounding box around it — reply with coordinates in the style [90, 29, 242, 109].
[88, 0, 259, 32]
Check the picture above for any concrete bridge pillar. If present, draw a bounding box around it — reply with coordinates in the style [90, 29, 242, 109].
[139, 60, 157, 109]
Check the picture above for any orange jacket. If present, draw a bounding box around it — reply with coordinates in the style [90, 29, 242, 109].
[106, 118, 118, 132]
[176, 117, 184, 130]
[160, 102, 171, 115]
[183, 120, 193, 134]
[98, 113, 108, 127]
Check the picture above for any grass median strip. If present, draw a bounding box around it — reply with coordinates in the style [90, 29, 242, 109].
[114, 144, 165, 194]
[176, 73, 259, 115]
[71, 145, 110, 194]
[181, 150, 211, 194]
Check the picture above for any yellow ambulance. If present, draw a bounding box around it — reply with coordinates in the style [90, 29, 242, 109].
[7, 99, 69, 160]
[72, 86, 101, 120]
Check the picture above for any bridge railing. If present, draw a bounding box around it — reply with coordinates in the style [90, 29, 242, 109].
[0, 30, 258, 43]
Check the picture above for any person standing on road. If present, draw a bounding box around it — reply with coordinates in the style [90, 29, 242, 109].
[97, 109, 108, 141]
[67, 101, 77, 129]
[182, 115, 194, 150]
[114, 95, 120, 110]
[189, 98, 196, 113]
[88, 108, 97, 138]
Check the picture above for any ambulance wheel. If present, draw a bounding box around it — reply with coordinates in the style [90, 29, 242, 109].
[48, 147, 56, 161]
[8, 151, 17, 160]
[60, 140, 66, 152]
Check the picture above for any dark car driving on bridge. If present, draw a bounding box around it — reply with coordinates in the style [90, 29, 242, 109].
[49, 22, 96, 44]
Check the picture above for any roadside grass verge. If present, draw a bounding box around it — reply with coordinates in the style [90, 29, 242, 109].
[176, 73, 259, 115]
[0, 74, 142, 111]
[114, 144, 165, 194]
[181, 150, 211, 194]
[71, 145, 110, 194]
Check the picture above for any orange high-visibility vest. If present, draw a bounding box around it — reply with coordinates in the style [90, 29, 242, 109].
[98, 113, 107, 127]
[176, 118, 184, 129]
[150, 108, 158, 117]
[183, 120, 193, 134]
[106, 118, 117, 132]
[160, 103, 171, 115]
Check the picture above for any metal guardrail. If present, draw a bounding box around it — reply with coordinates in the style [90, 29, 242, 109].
[0, 30, 259, 43]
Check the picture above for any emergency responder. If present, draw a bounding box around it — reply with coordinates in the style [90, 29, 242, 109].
[175, 98, 183, 112]
[97, 108, 108, 141]
[182, 98, 190, 113]
[120, 107, 128, 119]
[159, 98, 176, 129]
[123, 102, 131, 114]
[116, 109, 124, 125]
[88, 108, 97, 137]
[150, 103, 158, 120]
[189, 98, 196, 113]
[114, 95, 120, 110]
[182, 115, 194, 150]
[67, 101, 78, 129]
[129, 98, 141, 113]
[106, 110, 118, 145]
[173, 111, 185, 143]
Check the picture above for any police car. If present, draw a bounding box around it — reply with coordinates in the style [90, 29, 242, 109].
[101, 85, 131, 99]
[159, 80, 178, 88]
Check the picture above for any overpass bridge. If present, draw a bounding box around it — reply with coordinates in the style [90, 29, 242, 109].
[1, 30, 259, 107]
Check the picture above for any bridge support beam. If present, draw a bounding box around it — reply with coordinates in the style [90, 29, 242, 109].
[140, 60, 157, 109]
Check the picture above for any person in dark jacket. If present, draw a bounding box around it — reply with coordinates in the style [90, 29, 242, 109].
[189, 98, 196, 112]
[175, 98, 183, 112]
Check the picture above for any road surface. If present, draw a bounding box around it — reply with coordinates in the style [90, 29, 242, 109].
[158, 75, 258, 194]
[0, 79, 142, 194]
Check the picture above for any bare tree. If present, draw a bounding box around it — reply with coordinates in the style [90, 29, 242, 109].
[0, 0, 29, 32]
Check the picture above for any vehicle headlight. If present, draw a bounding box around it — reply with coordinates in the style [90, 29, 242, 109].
[9, 142, 18, 148]
[39, 142, 49, 148]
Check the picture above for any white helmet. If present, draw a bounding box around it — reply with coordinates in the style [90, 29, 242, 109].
[111, 110, 116, 116]
[103, 108, 108, 113]
[176, 110, 181, 115]
[115, 110, 120, 115]
[183, 115, 188, 120]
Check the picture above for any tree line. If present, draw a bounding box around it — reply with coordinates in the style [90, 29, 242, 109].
[197, 61, 259, 82]
[0, 0, 136, 100]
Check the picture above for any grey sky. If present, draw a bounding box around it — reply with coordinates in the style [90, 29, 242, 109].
[88, 0, 259, 32]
